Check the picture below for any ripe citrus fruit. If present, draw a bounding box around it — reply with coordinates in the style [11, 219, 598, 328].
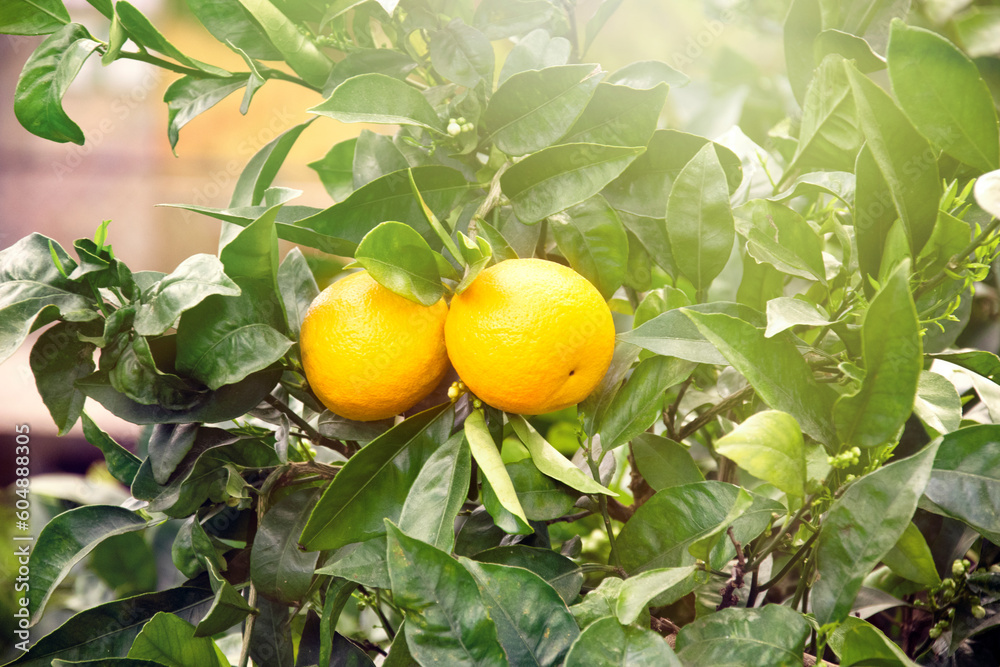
[299, 270, 449, 422]
[445, 258, 615, 415]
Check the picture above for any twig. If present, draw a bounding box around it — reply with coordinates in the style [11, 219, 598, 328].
[263, 394, 350, 458]
[677, 385, 754, 440]
[717, 528, 746, 610]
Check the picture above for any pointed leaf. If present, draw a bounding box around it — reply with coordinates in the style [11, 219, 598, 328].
[29, 322, 95, 434]
[788, 54, 863, 174]
[509, 415, 614, 495]
[828, 616, 921, 667]
[277, 247, 318, 339]
[550, 195, 628, 300]
[0, 0, 70, 35]
[355, 221, 444, 306]
[923, 425, 1000, 544]
[564, 617, 680, 667]
[913, 370, 963, 435]
[134, 254, 241, 336]
[675, 605, 810, 667]
[234, 0, 331, 86]
[715, 410, 807, 497]
[310, 74, 444, 133]
[80, 412, 141, 485]
[430, 18, 494, 88]
[614, 566, 697, 625]
[352, 130, 408, 189]
[474, 546, 584, 604]
[398, 431, 471, 553]
[230, 121, 312, 207]
[251, 488, 320, 603]
[113, 1, 227, 76]
[497, 28, 570, 85]
[466, 409, 531, 533]
[765, 297, 836, 338]
[164, 75, 247, 152]
[185, 0, 282, 60]
[193, 563, 256, 637]
[560, 82, 667, 148]
[631, 433, 704, 491]
[882, 521, 941, 586]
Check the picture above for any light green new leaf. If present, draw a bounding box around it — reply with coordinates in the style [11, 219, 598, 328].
[466, 409, 531, 533]
[614, 566, 696, 625]
[675, 605, 810, 667]
[764, 297, 836, 339]
[355, 221, 444, 306]
[164, 75, 248, 152]
[235, 0, 332, 87]
[913, 370, 962, 435]
[14, 23, 101, 144]
[509, 414, 615, 495]
[835, 262, 921, 448]
[501, 143, 644, 223]
[813, 439, 941, 626]
[787, 54, 862, 174]
[127, 612, 228, 667]
[715, 410, 806, 497]
[665, 143, 735, 292]
[114, 2, 228, 76]
[882, 521, 941, 586]
[310, 73, 444, 133]
[888, 19, 999, 172]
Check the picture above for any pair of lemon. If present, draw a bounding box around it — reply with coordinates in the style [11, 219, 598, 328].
[299, 258, 615, 421]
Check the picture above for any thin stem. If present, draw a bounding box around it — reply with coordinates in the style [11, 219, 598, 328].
[677, 385, 754, 441]
[116, 50, 322, 92]
[263, 394, 349, 458]
[585, 438, 622, 569]
[407, 168, 463, 264]
[915, 216, 1000, 300]
[238, 584, 258, 667]
[373, 590, 396, 640]
[757, 531, 819, 592]
[747, 495, 815, 571]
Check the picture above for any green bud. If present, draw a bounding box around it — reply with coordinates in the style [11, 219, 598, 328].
[972, 605, 987, 619]
[851, 446, 861, 456]
[929, 627, 942, 639]
[447, 121, 462, 137]
[953, 560, 967, 577]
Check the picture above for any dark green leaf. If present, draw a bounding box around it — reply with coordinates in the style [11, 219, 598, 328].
[51, 659, 165, 666]
[398, 431, 471, 553]
[715, 410, 806, 497]
[114, 2, 227, 76]
[550, 195, 628, 300]
[603, 129, 742, 218]
[171, 513, 224, 579]
[164, 75, 248, 153]
[560, 82, 667, 148]
[235, 0, 332, 87]
[317, 579, 360, 667]
[14, 23, 100, 144]
[466, 409, 531, 533]
[430, 18, 494, 88]
[318, 536, 391, 589]
[485, 64, 603, 156]
[385, 522, 508, 667]
[813, 440, 941, 626]
[484, 458, 577, 521]
[0, 0, 69, 35]
[631, 433, 704, 491]
[828, 616, 920, 667]
[28, 505, 147, 621]
[251, 488, 320, 604]
[185, 0, 282, 60]
[474, 546, 584, 604]
[308, 138, 356, 201]
[614, 565, 696, 625]
[675, 605, 810, 667]
[277, 247, 318, 339]
[248, 595, 294, 667]
[148, 423, 199, 484]
[509, 414, 613, 495]
[497, 28, 570, 85]
[598, 356, 695, 451]
[564, 616, 680, 667]
[30, 322, 95, 434]
[89, 532, 156, 598]
[230, 121, 312, 207]
[922, 425, 1000, 544]
[323, 48, 418, 95]
[666, 143, 735, 292]
[80, 412, 141, 485]
[193, 562, 256, 637]
[352, 130, 408, 189]
[888, 19, 999, 172]
[834, 262, 921, 448]
[355, 221, 444, 306]
[684, 309, 837, 444]
[6, 586, 215, 666]
[300, 405, 453, 550]
[459, 559, 579, 667]
[882, 521, 941, 586]
[176, 207, 292, 390]
[310, 74, 443, 133]
[134, 254, 241, 337]
[502, 143, 644, 224]
[845, 61, 940, 259]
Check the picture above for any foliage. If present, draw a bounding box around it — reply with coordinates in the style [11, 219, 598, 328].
[6, 0, 1000, 664]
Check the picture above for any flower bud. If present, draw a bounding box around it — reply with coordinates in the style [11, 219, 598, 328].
[972, 605, 987, 619]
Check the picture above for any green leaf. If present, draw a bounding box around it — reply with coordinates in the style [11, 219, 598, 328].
[51, 660, 165, 666]
[834, 262, 921, 448]
[430, 18, 494, 88]
[913, 370, 963, 435]
[176, 207, 292, 390]
[352, 130, 409, 189]
[355, 221, 444, 306]
[616, 481, 754, 573]
[631, 433, 704, 491]
[473, 0, 556, 39]
[310, 73, 444, 133]
[563, 616, 680, 667]
[474, 546, 584, 604]
[606, 60, 688, 89]
[845, 61, 940, 259]
[308, 137, 356, 201]
[603, 129, 742, 218]
[276, 247, 318, 340]
[814, 28, 886, 72]
[230, 120, 312, 207]
[614, 565, 697, 625]
[598, 356, 695, 451]
[80, 412, 141, 485]
[502, 143, 644, 224]
[497, 28, 570, 85]
[318, 536, 391, 589]
[922, 425, 1000, 544]
[735, 199, 826, 284]
[455, 232, 493, 294]
[14, 23, 101, 144]
[251, 488, 320, 604]
[485, 64, 603, 156]
[385, 522, 508, 667]
[569, 577, 623, 629]
[29, 322, 94, 434]
[323, 48, 418, 95]
[171, 514, 224, 579]
[147, 423, 199, 484]
[234, 0, 331, 87]
[813, 440, 941, 626]
[675, 605, 810, 667]
[300, 405, 453, 550]
[484, 458, 577, 521]
[887, 19, 999, 172]
[248, 595, 293, 666]
[113, 2, 228, 76]
[0, 0, 69, 35]
[28, 505, 147, 622]
[133, 254, 241, 336]
[509, 414, 614, 495]
[193, 565, 255, 637]
[164, 75, 248, 153]
[666, 142, 736, 292]
[715, 410, 807, 497]
[5, 586, 216, 666]
[561, 83, 667, 149]
[683, 309, 837, 444]
[764, 297, 836, 338]
[185, 0, 282, 60]
[398, 431, 471, 553]
[550, 195, 628, 300]
[128, 612, 227, 666]
[828, 616, 921, 667]
[787, 54, 863, 174]
[466, 409, 531, 533]
[460, 559, 579, 667]
[882, 521, 941, 586]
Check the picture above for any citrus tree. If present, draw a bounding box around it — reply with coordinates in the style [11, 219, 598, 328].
[5, 0, 1000, 664]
